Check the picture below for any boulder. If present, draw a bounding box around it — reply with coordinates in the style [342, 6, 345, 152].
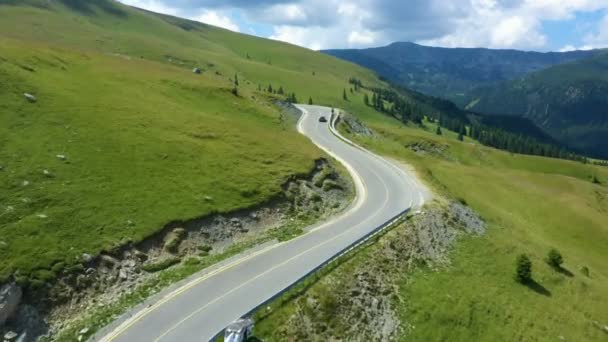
[3, 331, 18, 341]
[23, 93, 37, 103]
[81, 253, 93, 263]
[192, 68, 201, 74]
[56, 154, 67, 161]
[0, 283, 22, 326]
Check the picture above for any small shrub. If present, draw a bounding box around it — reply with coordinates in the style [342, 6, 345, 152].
[164, 228, 186, 253]
[142, 257, 181, 273]
[184, 257, 200, 266]
[65, 263, 85, 274]
[198, 244, 212, 253]
[51, 262, 66, 274]
[515, 254, 532, 283]
[546, 248, 563, 269]
[310, 192, 322, 203]
[322, 179, 342, 192]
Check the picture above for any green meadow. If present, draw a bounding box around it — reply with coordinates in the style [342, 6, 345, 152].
[348, 115, 608, 341]
[0, 0, 383, 284]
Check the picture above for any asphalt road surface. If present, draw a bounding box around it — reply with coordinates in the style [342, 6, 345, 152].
[96, 105, 427, 342]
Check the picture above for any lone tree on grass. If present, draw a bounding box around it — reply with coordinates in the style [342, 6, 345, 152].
[308, 97, 313, 105]
[546, 248, 563, 269]
[515, 254, 532, 283]
[436, 126, 443, 136]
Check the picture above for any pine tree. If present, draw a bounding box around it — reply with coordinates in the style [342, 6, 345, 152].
[267, 84, 273, 93]
[308, 97, 313, 105]
[364, 93, 369, 106]
[231, 87, 238, 96]
[234, 73, 239, 86]
[436, 126, 442, 135]
[458, 131, 464, 141]
[343, 89, 348, 101]
[515, 254, 532, 283]
[371, 93, 377, 109]
[277, 86, 284, 95]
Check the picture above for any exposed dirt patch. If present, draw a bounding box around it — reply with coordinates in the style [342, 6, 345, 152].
[0, 159, 352, 341]
[406, 139, 454, 161]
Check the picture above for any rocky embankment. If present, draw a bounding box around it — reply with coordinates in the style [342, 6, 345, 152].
[257, 200, 485, 341]
[0, 159, 352, 341]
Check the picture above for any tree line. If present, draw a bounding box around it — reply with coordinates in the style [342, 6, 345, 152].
[349, 77, 587, 163]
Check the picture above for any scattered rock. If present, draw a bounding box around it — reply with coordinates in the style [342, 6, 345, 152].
[36, 214, 48, 219]
[192, 68, 201, 74]
[0, 165, 3, 171]
[0, 283, 23, 326]
[230, 218, 242, 227]
[100, 255, 119, 267]
[81, 253, 93, 263]
[603, 325, 608, 334]
[21, 181, 29, 187]
[3, 331, 18, 341]
[126, 220, 135, 227]
[23, 93, 37, 103]
[203, 196, 213, 202]
[56, 154, 67, 161]
[78, 327, 89, 335]
[118, 269, 128, 281]
[43, 170, 53, 178]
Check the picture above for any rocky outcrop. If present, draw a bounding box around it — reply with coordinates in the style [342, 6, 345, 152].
[259, 201, 486, 341]
[339, 112, 374, 137]
[0, 284, 22, 326]
[3, 158, 352, 340]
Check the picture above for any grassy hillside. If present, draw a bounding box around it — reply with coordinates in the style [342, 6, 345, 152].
[256, 106, 608, 341]
[323, 42, 599, 104]
[466, 52, 608, 159]
[0, 0, 386, 285]
[363, 119, 608, 341]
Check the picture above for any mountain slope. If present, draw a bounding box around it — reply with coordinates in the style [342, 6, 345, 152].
[466, 52, 608, 158]
[0, 0, 390, 284]
[323, 42, 599, 104]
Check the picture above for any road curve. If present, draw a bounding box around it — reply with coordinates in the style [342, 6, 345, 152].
[95, 105, 427, 342]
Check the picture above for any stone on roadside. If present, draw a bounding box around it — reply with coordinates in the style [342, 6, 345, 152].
[23, 93, 37, 103]
[3, 331, 18, 341]
[0, 283, 23, 326]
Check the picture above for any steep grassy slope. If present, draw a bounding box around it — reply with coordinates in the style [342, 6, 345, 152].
[362, 120, 608, 341]
[466, 52, 608, 158]
[323, 42, 599, 103]
[256, 107, 608, 341]
[0, 0, 385, 285]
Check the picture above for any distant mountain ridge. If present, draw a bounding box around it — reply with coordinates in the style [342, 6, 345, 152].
[466, 52, 608, 158]
[323, 42, 600, 104]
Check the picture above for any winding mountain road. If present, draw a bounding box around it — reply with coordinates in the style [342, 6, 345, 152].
[94, 105, 428, 342]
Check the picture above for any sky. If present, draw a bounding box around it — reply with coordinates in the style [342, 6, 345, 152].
[117, 0, 608, 52]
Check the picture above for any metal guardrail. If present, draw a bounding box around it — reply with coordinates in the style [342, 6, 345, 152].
[210, 107, 411, 341]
